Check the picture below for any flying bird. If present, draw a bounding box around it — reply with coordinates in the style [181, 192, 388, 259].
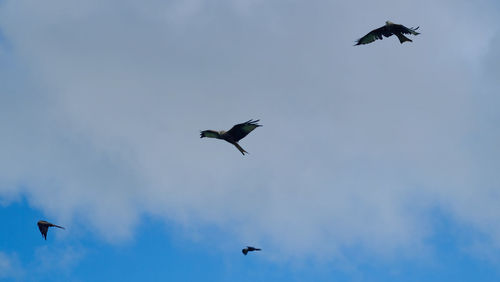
[200, 119, 262, 155]
[37, 220, 65, 240]
[242, 246, 261, 255]
[355, 21, 420, 45]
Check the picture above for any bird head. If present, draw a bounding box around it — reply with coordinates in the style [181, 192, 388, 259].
[385, 20, 394, 25]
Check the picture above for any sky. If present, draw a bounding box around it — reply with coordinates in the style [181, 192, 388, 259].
[0, 0, 500, 281]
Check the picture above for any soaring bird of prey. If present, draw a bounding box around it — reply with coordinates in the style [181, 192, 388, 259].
[242, 246, 261, 255]
[37, 220, 65, 240]
[200, 119, 262, 155]
[355, 21, 420, 45]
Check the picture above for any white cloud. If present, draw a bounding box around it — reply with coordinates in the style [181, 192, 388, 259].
[0, 0, 500, 261]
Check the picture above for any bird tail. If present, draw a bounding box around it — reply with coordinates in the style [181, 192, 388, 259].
[396, 33, 412, 44]
[51, 224, 65, 229]
[255, 248, 262, 251]
[233, 142, 248, 155]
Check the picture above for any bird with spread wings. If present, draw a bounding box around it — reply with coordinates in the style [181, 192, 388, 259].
[37, 220, 65, 240]
[355, 21, 420, 45]
[200, 119, 262, 155]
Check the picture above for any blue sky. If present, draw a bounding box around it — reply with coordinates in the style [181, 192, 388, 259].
[2, 201, 500, 281]
[1, 0, 500, 281]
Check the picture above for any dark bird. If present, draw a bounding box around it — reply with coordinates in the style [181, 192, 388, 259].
[37, 220, 65, 240]
[242, 246, 261, 255]
[355, 21, 420, 45]
[200, 119, 262, 155]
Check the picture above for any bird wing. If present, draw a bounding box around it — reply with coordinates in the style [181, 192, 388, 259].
[38, 223, 48, 240]
[247, 246, 261, 251]
[242, 249, 248, 255]
[225, 120, 262, 142]
[355, 26, 387, 45]
[51, 224, 65, 230]
[392, 24, 420, 35]
[200, 130, 220, 139]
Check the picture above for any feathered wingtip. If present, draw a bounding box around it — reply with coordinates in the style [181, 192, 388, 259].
[409, 26, 420, 35]
[200, 130, 221, 139]
[245, 119, 262, 127]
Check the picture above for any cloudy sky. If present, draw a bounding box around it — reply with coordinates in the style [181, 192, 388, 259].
[1, 0, 500, 281]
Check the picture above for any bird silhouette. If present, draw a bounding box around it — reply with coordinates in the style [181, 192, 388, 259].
[37, 220, 65, 240]
[200, 119, 262, 155]
[355, 21, 420, 45]
[242, 246, 261, 255]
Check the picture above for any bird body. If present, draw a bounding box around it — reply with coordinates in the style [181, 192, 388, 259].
[37, 220, 65, 240]
[242, 246, 261, 255]
[355, 21, 420, 45]
[200, 120, 262, 155]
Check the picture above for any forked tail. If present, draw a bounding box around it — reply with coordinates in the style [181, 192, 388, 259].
[396, 33, 412, 44]
[232, 142, 248, 155]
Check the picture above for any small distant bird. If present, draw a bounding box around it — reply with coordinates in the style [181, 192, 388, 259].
[37, 220, 65, 240]
[200, 119, 262, 155]
[355, 21, 420, 45]
[242, 246, 261, 255]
